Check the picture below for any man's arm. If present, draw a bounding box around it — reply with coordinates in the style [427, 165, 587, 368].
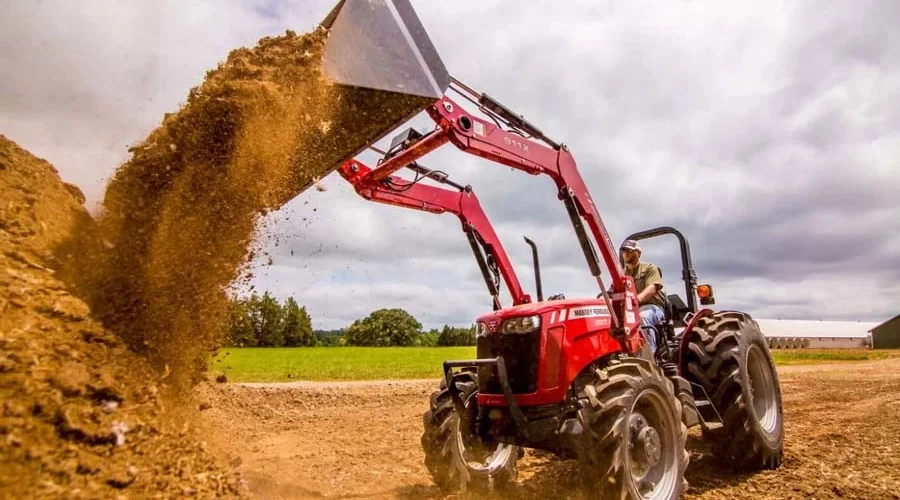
[636, 264, 663, 304]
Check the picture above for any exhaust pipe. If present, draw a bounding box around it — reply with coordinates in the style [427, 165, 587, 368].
[523, 236, 543, 302]
[320, 0, 451, 100]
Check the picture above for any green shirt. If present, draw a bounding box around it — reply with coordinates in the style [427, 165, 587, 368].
[627, 262, 667, 309]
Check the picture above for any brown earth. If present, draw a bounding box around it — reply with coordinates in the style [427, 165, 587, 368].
[1, 23, 430, 497]
[0, 134, 246, 498]
[197, 359, 900, 500]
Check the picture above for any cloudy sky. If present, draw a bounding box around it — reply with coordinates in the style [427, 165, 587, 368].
[2, 0, 898, 330]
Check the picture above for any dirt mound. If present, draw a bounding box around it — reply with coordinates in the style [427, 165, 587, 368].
[0, 136, 246, 498]
[0, 134, 91, 261]
[2, 23, 433, 498]
[69, 27, 430, 391]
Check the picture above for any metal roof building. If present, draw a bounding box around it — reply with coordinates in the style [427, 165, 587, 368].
[754, 319, 880, 349]
[869, 314, 900, 349]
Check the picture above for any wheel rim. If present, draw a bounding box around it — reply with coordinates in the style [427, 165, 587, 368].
[454, 393, 516, 474]
[747, 344, 779, 434]
[626, 388, 679, 499]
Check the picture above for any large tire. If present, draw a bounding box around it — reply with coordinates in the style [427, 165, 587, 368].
[577, 357, 689, 500]
[421, 372, 519, 492]
[683, 311, 784, 470]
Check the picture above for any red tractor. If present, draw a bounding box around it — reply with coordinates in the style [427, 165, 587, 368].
[321, 1, 785, 498]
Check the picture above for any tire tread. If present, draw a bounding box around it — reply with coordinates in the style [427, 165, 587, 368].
[683, 311, 785, 471]
[579, 358, 689, 499]
[421, 374, 518, 491]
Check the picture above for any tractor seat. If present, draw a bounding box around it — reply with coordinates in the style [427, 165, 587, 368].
[663, 296, 674, 324]
[666, 294, 690, 326]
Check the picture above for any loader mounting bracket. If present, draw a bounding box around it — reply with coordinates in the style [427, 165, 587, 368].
[443, 358, 535, 442]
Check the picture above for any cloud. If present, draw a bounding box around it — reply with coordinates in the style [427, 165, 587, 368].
[0, 0, 333, 207]
[2, 0, 898, 329]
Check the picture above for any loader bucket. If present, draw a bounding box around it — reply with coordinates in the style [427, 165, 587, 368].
[320, 0, 450, 99]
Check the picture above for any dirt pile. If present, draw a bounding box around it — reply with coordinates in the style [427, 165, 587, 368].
[0, 135, 246, 498]
[70, 27, 431, 390]
[0, 134, 92, 261]
[2, 23, 432, 497]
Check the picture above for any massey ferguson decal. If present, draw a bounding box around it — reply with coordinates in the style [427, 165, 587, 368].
[569, 306, 609, 318]
[550, 306, 610, 324]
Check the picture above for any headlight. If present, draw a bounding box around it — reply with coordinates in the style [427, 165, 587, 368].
[475, 322, 488, 337]
[500, 315, 541, 334]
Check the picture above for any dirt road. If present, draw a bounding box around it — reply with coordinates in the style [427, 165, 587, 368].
[196, 359, 900, 500]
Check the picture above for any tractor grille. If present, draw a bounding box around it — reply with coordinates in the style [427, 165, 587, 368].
[476, 330, 541, 394]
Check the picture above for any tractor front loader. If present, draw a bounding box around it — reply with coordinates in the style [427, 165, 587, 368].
[338, 156, 534, 311]
[317, 1, 785, 498]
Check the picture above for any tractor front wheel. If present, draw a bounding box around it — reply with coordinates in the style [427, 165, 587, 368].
[684, 311, 784, 470]
[577, 357, 689, 500]
[421, 372, 519, 492]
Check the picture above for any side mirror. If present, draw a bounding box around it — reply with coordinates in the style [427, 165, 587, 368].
[697, 284, 715, 305]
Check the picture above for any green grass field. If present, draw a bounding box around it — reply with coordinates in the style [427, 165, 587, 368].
[211, 347, 476, 382]
[770, 348, 900, 365]
[209, 347, 900, 383]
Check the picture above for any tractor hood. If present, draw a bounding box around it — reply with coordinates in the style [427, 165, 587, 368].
[476, 298, 613, 333]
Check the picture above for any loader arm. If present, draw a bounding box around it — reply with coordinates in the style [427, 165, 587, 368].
[338, 159, 532, 309]
[346, 83, 639, 332]
[317, 0, 636, 333]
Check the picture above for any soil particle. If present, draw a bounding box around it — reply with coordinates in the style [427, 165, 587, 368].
[51, 362, 91, 397]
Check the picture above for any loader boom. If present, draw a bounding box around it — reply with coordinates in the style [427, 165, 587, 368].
[338, 159, 532, 309]
[343, 81, 639, 333]
[318, 0, 631, 330]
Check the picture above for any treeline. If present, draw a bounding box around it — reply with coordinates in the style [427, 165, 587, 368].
[226, 292, 315, 347]
[225, 294, 476, 347]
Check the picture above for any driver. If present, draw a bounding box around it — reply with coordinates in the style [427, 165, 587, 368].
[620, 239, 667, 353]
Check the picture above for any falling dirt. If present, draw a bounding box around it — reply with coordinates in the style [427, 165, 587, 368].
[67, 26, 432, 393]
[1, 23, 432, 498]
[197, 359, 900, 500]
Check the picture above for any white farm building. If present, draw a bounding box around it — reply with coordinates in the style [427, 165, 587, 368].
[754, 319, 879, 349]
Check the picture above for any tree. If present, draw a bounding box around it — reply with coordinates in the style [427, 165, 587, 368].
[254, 291, 285, 347]
[282, 297, 315, 346]
[415, 328, 440, 347]
[438, 324, 477, 346]
[226, 298, 257, 347]
[345, 308, 422, 346]
[224, 292, 318, 348]
[314, 329, 346, 346]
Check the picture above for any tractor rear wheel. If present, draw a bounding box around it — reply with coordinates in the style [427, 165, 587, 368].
[577, 357, 689, 500]
[421, 372, 519, 492]
[684, 311, 784, 470]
